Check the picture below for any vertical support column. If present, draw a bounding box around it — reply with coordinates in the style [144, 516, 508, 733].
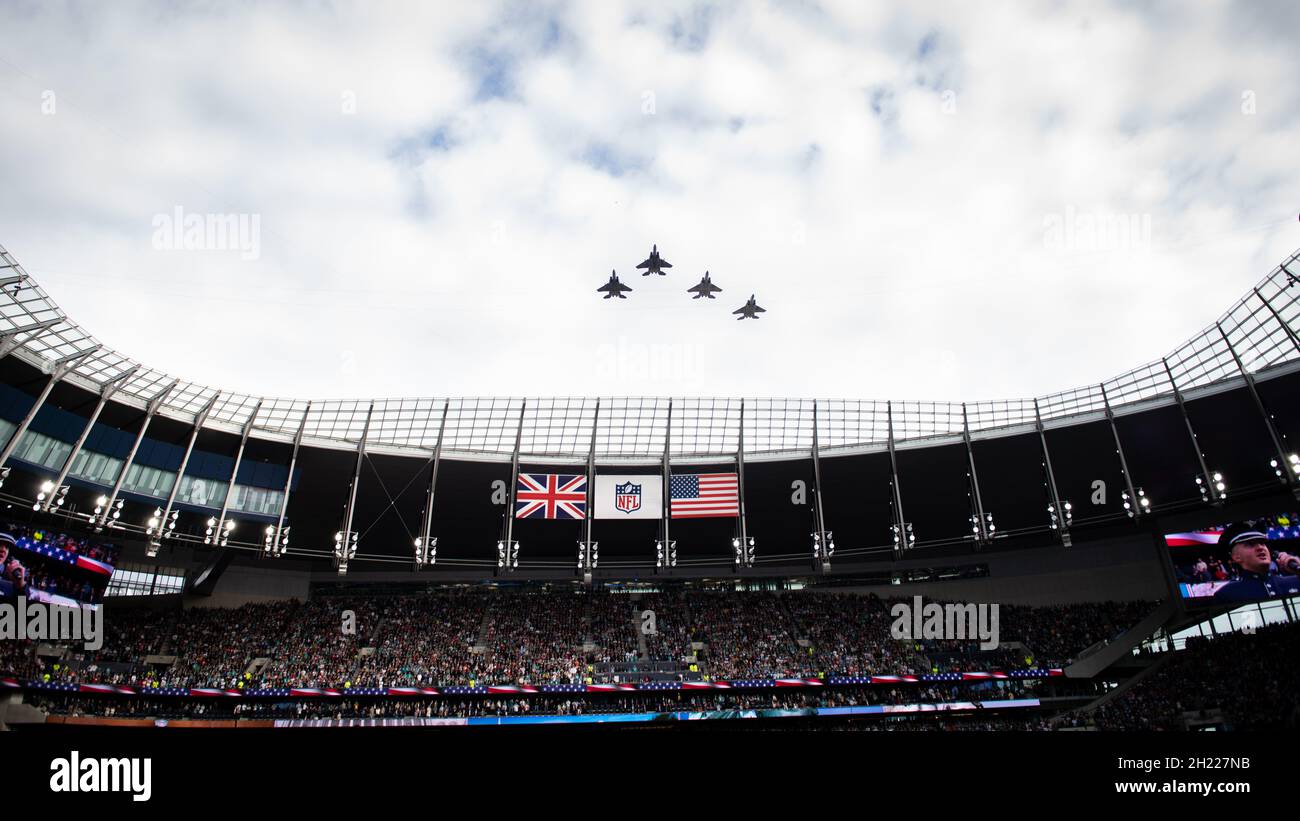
[210, 399, 263, 545]
[333, 401, 373, 574]
[94, 378, 178, 531]
[500, 401, 525, 572]
[735, 399, 752, 568]
[1034, 398, 1070, 544]
[1162, 358, 1220, 503]
[42, 366, 138, 511]
[0, 348, 98, 468]
[811, 400, 831, 569]
[148, 392, 220, 556]
[1216, 321, 1295, 492]
[1100, 384, 1144, 519]
[414, 399, 449, 566]
[658, 400, 674, 571]
[887, 401, 911, 556]
[266, 401, 311, 557]
[580, 399, 599, 580]
[961, 403, 991, 545]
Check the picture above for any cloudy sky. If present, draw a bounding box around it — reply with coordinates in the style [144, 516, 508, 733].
[0, 0, 1296, 404]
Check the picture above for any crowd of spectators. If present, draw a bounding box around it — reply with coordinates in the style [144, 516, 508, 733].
[1092, 621, 1300, 731]
[1, 589, 1157, 691]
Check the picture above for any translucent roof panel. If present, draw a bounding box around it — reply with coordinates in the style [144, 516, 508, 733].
[0, 242, 1298, 459]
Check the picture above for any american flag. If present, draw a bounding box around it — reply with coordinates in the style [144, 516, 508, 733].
[670, 473, 740, 518]
[516, 473, 587, 519]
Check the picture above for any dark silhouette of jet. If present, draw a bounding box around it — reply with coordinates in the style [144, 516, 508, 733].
[636, 244, 672, 276]
[597, 270, 632, 299]
[733, 294, 766, 320]
[687, 271, 722, 299]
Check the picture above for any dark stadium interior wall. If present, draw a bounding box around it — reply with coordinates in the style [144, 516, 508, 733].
[818, 450, 893, 550]
[1113, 405, 1203, 509]
[895, 442, 976, 545]
[970, 432, 1053, 535]
[1255, 369, 1300, 448]
[188, 562, 313, 608]
[744, 458, 816, 559]
[347, 451, 434, 563]
[1184, 389, 1285, 494]
[824, 532, 1169, 606]
[1044, 419, 1128, 526]
[429, 458, 512, 563]
[279, 445, 368, 562]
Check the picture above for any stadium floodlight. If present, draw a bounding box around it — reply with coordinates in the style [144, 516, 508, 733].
[334, 529, 359, 575]
[1121, 488, 1151, 518]
[0, 466, 9, 490]
[204, 516, 235, 547]
[732, 536, 756, 568]
[34, 479, 67, 512]
[496, 540, 519, 572]
[413, 535, 436, 567]
[1048, 501, 1073, 531]
[265, 524, 291, 558]
[90, 495, 124, 530]
[812, 530, 834, 568]
[655, 539, 677, 569]
[577, 540, 598, 573]
[1197, 472, 1227, 503]
[1271, 454, 1300, 482]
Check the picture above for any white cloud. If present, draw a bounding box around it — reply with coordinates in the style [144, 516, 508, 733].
[0, 0, 1296, 405]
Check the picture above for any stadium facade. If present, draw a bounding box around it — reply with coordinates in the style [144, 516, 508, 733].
[0, 242, 1299, 601]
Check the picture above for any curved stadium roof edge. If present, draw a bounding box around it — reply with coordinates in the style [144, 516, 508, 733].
[2, 242, 1299, 461]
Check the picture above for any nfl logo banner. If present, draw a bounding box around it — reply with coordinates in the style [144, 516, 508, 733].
[593, 474, 663, 519]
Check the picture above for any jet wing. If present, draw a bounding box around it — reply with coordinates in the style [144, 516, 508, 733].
[687, 282, 706, 295]
[752, 302, 765, 312]
[732, 305, 747, 314]
[705, 281, 721, 293]
[658, 258, 672, 269]
[636, 258, 652, 269]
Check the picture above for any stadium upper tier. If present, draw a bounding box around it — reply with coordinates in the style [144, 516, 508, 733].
[2, 243, 1299, 462]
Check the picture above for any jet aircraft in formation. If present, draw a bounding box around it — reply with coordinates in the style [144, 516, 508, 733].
[597, 244, 765, 318]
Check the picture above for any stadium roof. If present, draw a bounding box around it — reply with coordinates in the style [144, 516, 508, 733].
[1, 242, 1299, 462]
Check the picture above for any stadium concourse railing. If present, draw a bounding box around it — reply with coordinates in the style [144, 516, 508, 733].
[1, 243, 1300, 565]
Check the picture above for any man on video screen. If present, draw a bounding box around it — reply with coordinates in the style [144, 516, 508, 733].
[1213, 522, 1300, 602]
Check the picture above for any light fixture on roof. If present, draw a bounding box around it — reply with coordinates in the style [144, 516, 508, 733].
[1121, 488, 1150, 518]
[204, 516, 235, 547]
[1196, 471, 1227, 504]
[655, 539, 677, 569]
[34, 479, 67, 512]
[334, 529, 358, 575]
[413, 535, 436, 567]
[496, 539, 518, 572]
[265, 524, 290, 558]
[1271, 454, 1300, 481]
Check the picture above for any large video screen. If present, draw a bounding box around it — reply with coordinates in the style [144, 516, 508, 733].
[0, 524, 119, 606]
[1166, 512, 1300, 605]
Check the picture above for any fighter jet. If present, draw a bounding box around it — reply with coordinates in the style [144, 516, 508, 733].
[635, 244, 672, 276]
[687, 271, 722, 299]
[597, 270, 632, 299]
[733, 294, 766, 320]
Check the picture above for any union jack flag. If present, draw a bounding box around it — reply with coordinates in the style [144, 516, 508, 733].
[515, 473, 587, 520]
